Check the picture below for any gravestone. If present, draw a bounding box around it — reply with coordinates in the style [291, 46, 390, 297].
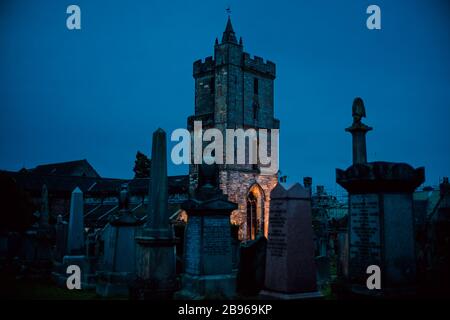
[51, 215, 69, 286]
[336, 97, 424, 296]
[231, 224, 240, 271]
[67, 187, 84, 255]
[237, 235, 267, 296]
[22, 185, 53, 275]
[175, 164, 238, 299]
[39, 184, 50, 228]
[61, 187, 92, 288]
[96, 183, 144, 297]
[348, 194, 382, 278]
[135, 128, 177, 299]
[315, 256, 331, 289]
[54, 215, 68, 262]
[261, 183, 322, 299]
[336, 232, 349, 279]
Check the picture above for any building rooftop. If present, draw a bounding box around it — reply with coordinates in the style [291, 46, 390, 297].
[23, 159, 100, 178]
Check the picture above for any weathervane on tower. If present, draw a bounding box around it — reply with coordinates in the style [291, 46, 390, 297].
[226, 5, 231, 16]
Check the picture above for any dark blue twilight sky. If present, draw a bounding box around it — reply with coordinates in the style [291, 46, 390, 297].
[1, 0, 449, 194]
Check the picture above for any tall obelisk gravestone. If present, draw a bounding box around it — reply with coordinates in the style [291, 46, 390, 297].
[63, 187, 91, 287]
[135, 128, 177, 299]
[67, 187, 84, 254]
[336, 97, 424, 296]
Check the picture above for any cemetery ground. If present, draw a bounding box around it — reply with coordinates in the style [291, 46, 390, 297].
[2, 279, 335, 300]
[1, 252, 445, 300]
[2, 278, 98, 300]
[0, 257, 338, 300]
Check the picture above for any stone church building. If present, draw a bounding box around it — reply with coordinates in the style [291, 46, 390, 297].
[0, 18, 279, 242]
[188, 18, 279, 240]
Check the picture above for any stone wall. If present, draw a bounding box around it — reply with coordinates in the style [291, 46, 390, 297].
[219, 170, 278, 240]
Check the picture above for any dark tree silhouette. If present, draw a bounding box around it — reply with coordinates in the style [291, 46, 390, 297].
[133, 151, 151, 178]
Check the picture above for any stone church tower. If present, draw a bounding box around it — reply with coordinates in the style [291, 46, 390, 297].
[187, 18, 279, 240]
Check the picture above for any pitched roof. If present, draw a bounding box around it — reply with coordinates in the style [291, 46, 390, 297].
[222, 17, 238, 44]
[30, 159, 100, 178]
[0, 170, 189, 197]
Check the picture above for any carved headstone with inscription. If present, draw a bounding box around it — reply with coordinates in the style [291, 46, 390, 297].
[261, 183, 321, 299]
[336, 98, 425, 295]
[348, 194, 381, 282]
[337, 167, 424, 295]
[175, 164, 238, 299]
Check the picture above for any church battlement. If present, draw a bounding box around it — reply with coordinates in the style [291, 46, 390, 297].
[193, 56, 215, 76]
[193, 53, 276, 78]
[243, 53, 276, 78]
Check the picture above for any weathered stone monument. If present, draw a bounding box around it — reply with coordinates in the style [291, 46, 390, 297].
[22, 184, 53, 274]
[261, 183, 321, 299]
[39, 184, 50, 229]
[346, 97, 372, 165]
[175, 164, 238, 299]
[62, 187, 91, 287]
[96, 183, 144, 297]
[237, 235, 266, 296]
[52, 214, 68, 286]
[336, 232, 349, 279]
[54, 215, 68, 262]
[135, 128, 177, 299]
[336, 97, 425, 296]
[67, 187, 84, 255]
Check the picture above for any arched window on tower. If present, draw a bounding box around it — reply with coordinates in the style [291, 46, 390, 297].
[246, 192, 258, 240]
[246, 184, 265, 240]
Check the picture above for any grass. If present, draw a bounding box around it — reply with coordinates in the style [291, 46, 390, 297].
[2, 278, 99, 300]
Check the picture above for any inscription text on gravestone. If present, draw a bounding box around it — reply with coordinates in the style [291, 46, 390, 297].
[349, 194, 381, 280]
[267, 200, 287, 258]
